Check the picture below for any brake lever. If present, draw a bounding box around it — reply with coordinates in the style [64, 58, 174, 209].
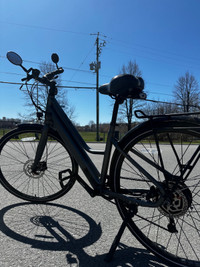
[21, 73, 33, 82]
[21, 77, 28, 82]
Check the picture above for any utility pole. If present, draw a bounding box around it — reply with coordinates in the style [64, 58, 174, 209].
[96, 33, 100, 141]
[90, 32, 106, 141]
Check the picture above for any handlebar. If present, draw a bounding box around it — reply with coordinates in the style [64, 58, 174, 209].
[6, 51, 64, 86]
[21, 67, 64, 86]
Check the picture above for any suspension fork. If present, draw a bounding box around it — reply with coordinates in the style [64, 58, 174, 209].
[31, 124, 49, 173]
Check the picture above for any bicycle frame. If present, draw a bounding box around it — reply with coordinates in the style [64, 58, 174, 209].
[33, 88, 119, 189]
[31, 83, 166, 207]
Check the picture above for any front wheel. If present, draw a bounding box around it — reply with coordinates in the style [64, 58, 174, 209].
[110, 118, 200, 266]
[0, 124, 78, 202]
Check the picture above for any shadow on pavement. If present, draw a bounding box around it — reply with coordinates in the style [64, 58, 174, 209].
[0, 202, 167, 267]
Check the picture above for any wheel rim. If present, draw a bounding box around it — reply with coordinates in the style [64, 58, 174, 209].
[0, 128, 77, 202]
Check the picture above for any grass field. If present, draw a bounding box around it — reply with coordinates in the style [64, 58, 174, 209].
[1, 128, 199, 144]
[0, 129, 10, 137]
[0, 128, 108, 142]
[79, 131, 108, 142]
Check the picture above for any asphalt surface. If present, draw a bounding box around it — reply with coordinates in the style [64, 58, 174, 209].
[0, 143, 171, 267]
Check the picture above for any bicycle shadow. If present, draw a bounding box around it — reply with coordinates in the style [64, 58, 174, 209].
[0, 202, 167, 267]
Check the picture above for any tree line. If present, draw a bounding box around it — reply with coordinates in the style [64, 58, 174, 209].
[119, 61, 200, 131]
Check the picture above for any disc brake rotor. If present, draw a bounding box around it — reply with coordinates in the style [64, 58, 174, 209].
[158, 182, 192, 218]
[23, 159, 45, 179]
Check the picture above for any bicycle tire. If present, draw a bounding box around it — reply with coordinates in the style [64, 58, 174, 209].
[110, 116, 200, 267]
[0, 124, 78, 203]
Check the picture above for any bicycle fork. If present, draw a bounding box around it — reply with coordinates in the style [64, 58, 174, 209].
[31, 125, 49, 174]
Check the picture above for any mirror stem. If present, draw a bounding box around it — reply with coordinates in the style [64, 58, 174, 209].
[20, 65, 30, 73]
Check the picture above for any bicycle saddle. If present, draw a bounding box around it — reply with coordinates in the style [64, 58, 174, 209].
[99, 74, 145, 99]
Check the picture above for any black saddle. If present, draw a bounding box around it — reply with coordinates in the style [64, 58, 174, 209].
[99, 74, 146, 99]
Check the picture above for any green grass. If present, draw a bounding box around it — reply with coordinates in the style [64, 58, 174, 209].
[79, 131, 107, 142]
[0, 129, 108, 142]
[0, 128, 11, 137]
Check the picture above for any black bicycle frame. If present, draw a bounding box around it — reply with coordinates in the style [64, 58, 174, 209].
[32, 85, 166, 207]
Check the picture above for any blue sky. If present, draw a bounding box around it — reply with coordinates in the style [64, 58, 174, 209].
[1, 0, 200, 125]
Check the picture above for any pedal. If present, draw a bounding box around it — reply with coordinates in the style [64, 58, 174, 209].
[59, 169, 73, 188]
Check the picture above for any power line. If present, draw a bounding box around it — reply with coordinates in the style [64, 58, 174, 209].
[0, 71, 21, 76]
[103, 37, 200, 72]
[0, 71, 96, 85]
[147, 82, 172, 88]
[0, 81, 96, 89]
[109, 37, 200, 64]
[62, 79, 95, 86]
[0, 80, 177, 97]
[0, 55, 94, 74]
[67, 43, 96, 83]
[150, 92, 174, 97]
[145, 98, 200, 109]
[64, 65, 93, 74]
[105, 46, 200, 70]
[0, 21, 91, 36]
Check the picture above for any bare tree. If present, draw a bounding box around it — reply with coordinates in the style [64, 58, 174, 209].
[88, 120, 96, 131]
[20, 62, 75, 121]
[173, 71, 199, 112]
[144, 101, 178, 116]
[119, 60, 143, 130]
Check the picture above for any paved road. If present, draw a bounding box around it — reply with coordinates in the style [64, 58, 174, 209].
[0, 143, 171, 267]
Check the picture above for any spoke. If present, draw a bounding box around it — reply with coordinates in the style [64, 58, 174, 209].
[191, 179, 200, 196]
[120, 175, 149, 182]
[176, 217, 200, 260]
[134, 212, 168, 232]
[131, 146, 164, 182]
[29, 140, 38, 154]
[1, 150, 26, 164]
[166, 133, 182, 176]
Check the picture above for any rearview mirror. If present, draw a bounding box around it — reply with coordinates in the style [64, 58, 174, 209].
[51, 53, 59, 64]
[7, 51, 23, 66]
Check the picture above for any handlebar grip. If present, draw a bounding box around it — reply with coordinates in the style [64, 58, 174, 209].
[56, 67, 64, 74]
[50, 68, 64, 76]
[44, 67, 64, 80]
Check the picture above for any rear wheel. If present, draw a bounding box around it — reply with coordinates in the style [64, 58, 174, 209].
[0, 125, 78, 202]
[111, 119, 200, 266]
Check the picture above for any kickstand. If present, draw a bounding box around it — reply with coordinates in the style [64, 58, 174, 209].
[104, 217, 129, 262]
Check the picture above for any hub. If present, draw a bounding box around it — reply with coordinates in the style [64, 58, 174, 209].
[158, 182, 192, 218]
[23, 159, 46, 179]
